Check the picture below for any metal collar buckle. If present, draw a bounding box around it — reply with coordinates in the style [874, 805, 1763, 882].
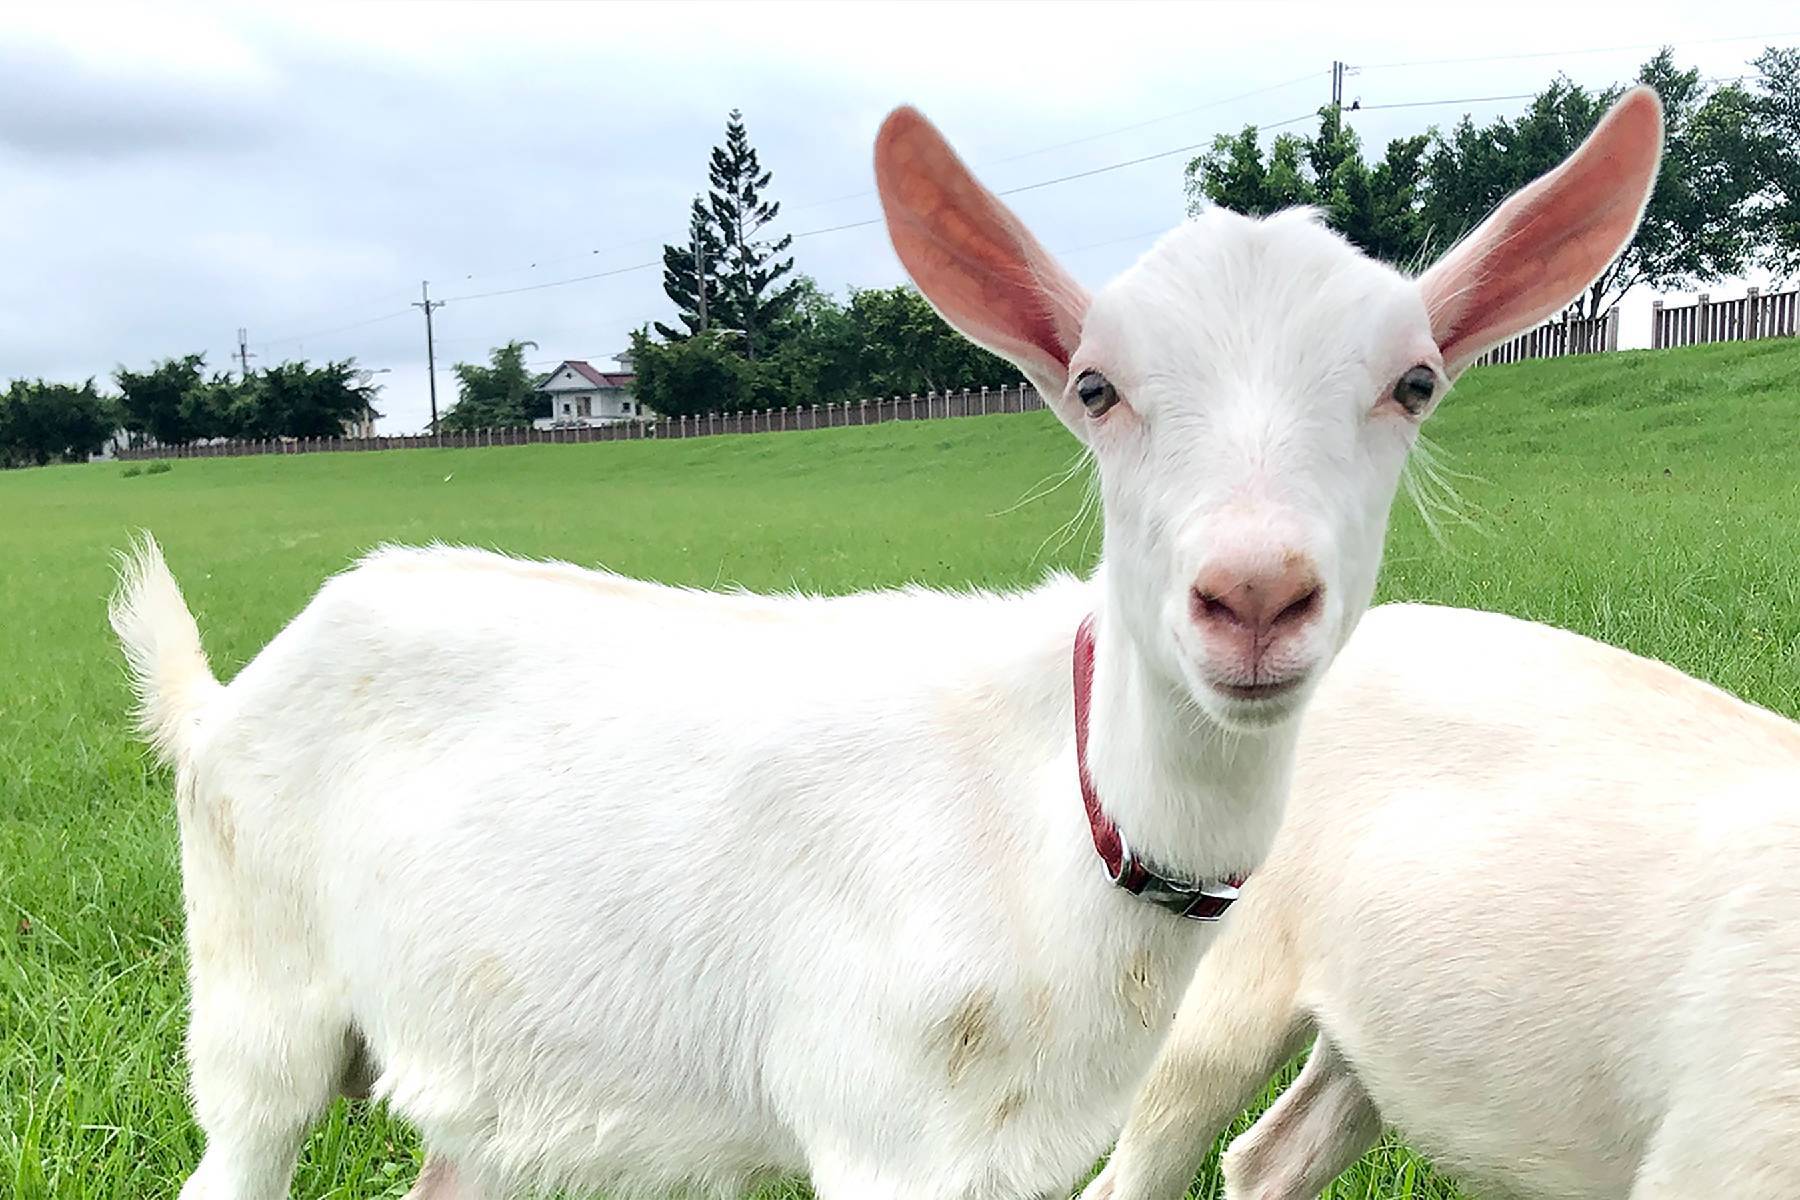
[1111, 828, 1243, 922]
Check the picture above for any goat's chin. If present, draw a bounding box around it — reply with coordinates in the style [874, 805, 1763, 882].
[1180, 661, 1318, 733]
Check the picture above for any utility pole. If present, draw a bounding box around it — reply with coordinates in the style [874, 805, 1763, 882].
[413, 281, 446, 433]
[691, 207, 709, 332]
[236, 327, 256, 382]
[1330, 60, 1344, 136]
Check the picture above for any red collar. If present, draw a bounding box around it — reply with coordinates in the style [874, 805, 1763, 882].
[1073, 615, 1246, 922]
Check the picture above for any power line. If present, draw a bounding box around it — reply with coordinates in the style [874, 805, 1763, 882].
[1344, 73, 1750, 117]
[261, 306, 415, 349]
[249, 68, 1733, 348]
[261, 84, 1582, 328]
[436, 70, 1328, 289]
[449, 81, 1609, 308]
[1356, 28, 1799, 72]
[439, 258, 663, 304]
[392, 27, 1799, 293]
[1353, 91, 1537, 114]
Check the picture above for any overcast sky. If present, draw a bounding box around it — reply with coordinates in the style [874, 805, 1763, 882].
[3, 2, 1794, 433]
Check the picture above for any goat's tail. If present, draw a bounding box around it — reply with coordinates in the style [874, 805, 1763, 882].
[109, 534, 221, 768]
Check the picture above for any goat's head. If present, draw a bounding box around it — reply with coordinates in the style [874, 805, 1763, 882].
[876, 88, 1662, 731]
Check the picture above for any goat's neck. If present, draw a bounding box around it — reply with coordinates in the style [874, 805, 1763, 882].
[1080, 586, 1300, 882]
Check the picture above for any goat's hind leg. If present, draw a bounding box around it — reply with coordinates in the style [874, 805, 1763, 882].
[1218, 1035, 1381, 1200]
[178, 966, 351, 1199]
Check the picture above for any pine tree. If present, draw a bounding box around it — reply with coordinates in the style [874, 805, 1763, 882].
[655, 198, 726, 342]
[656, 110, 798, 360]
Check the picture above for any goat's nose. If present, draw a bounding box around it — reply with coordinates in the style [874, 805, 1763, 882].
[1191, 558, 1324, 639]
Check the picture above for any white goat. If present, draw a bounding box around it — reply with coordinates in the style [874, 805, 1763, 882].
[1085, 603, 1800, 1200]
[111, 91, 1661, 1200]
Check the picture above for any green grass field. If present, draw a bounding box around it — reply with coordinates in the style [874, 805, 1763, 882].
[4, 339, 1799, 1199]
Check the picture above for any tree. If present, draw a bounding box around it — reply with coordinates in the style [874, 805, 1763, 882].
[1193, 53, 1769, 313]
[627, 327, 750, 417]
[442, 340, 542, 431]
[655, 199, 728, 342]
[251, 360, 380, 439]
[1423, 54, 1763, 316]
[844, 286, 1015, 397]
[1186, 111, 1428, 265]
[1750, 46, 1800, 277]
[657, 110, 799, 360]
[748, 276, 863, 407]
[115, 354, 207, 446]
[179, 371, 256, 440]
[0, 378, 117, 467]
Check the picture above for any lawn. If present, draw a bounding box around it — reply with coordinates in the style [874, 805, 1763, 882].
[3, 338, 1799, 1199]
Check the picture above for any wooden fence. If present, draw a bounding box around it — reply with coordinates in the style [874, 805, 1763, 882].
[111, 286, 1800, 462]
[115, 383, 1046, 461]
[1474, 308, 1619, 367]
[1653, 287, 1800, 349]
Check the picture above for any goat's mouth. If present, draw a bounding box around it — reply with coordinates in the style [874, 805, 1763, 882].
[1211, 677, 1305, 702]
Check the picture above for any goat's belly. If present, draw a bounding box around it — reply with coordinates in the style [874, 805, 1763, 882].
[308, 746, 1198, 1195]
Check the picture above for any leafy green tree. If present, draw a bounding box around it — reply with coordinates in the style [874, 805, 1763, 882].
[251, 360, 380, 439]
[1190, 127, 1277, 216]
[750, 277, 862, 406]
[1750, 46, 1800, 277]
[442, 340, 542, 431]
[115, 354, 207, 446]
[845, 286, 1015, 397]
[1186, 110, 1427, 265]
[0, 378, 117, 467]
[1424, 53, 1763, 316]
[1190, 50, 1767, 306]
[178, 371, 256, 440]
[627, 327, 750, 417]
[657, 110, 798, 360]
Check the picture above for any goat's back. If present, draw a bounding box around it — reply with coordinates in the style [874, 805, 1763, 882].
[1204, 604, 1800, 1198]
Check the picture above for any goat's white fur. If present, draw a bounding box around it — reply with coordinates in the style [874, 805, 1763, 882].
[112, 92, 1659, 1199]
[1086, 603, 1800, 1200]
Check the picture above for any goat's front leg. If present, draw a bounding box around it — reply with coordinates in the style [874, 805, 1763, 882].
[404, 1154, 487, 1199]
[1217, 1036, 1380, 1200]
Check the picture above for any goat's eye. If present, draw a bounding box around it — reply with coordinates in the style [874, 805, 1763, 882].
[1075, 370, 1119, 417]
[1391, 365, 1437, 416]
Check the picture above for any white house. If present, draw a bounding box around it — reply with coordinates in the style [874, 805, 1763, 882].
[534, 358, 642, 429]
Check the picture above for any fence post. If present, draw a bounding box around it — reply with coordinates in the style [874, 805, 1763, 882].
[1651, 300, 1663, 350]
[1746, 287, 1762, 340]
[1606, 307, 1620, 352]
[1697, 293, 1711, 345]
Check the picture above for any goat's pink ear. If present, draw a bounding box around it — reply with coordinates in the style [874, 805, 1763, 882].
[875, 106, 1090, 413]
[1419, 86, 1664, 377]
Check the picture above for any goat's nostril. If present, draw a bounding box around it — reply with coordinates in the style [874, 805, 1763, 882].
[1190, 567, 1323, 637]
[1191, 588, 1242, 628]
[1272, 586, 1322, 629]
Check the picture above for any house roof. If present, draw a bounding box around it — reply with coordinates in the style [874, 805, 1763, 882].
[537, 360, 636, 391]
[562, 360, 610, 387]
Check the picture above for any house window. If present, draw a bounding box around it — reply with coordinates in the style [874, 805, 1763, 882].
[577, 397, 592, 417]
[621, 401, 633, 415]
[562, 402, 572, 416]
